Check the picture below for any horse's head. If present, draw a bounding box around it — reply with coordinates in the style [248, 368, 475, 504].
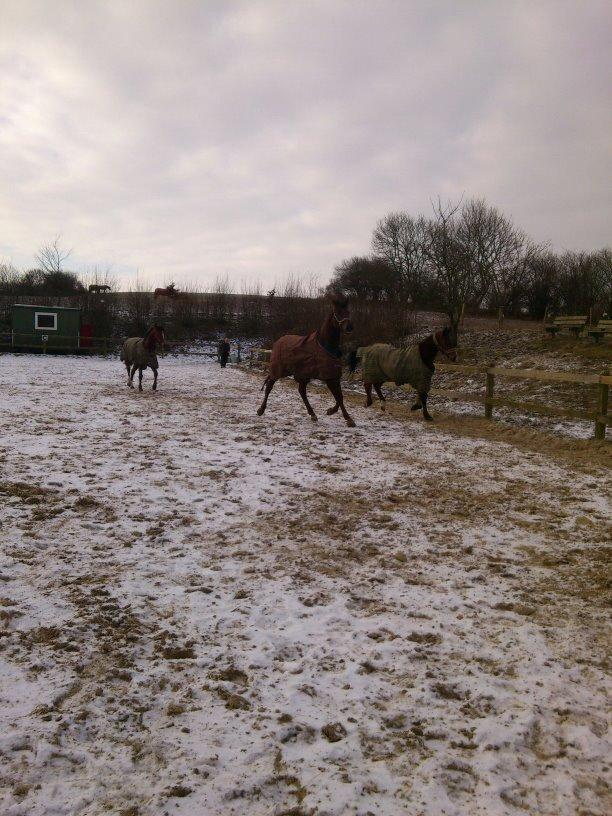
[329, 291, 353, 333]
[144, 324, 165, 350]
[435, 326, 457, 361]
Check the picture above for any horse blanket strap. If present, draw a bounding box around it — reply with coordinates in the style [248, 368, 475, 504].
[357, 343, 433, 393]
[123, 337, 159, 370]
[267, 331, 343, 381]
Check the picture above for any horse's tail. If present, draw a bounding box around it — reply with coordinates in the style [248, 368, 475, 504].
[347, 349, 359, 373]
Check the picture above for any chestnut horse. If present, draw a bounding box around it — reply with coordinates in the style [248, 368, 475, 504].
[154, 283, 178, 299]
[257, 293, 356, 426]
[348, 327, 457, 421]
[120, 325, 165, 391]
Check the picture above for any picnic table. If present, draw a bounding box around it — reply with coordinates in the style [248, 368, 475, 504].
[544, 315, 588, 338]
[587, 319, 612, 342]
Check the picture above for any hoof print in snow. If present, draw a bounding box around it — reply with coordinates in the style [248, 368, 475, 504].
[210, 667, 249, 686]
[407, 632, 442, 645]
[493, 601, 536, 616]
[322, 722, 347, 743]
[217, 687, 250, 710]
[382, 713, 407, 730]
[280, 723, 316, 744]
[433, 682, 464, 701]
[298, 684, 317, 697]
[165, 784, 192, 798]
[162, 645, 195, 660]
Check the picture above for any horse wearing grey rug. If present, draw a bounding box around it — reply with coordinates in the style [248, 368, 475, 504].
[120, 325, 165, 391]
[348, 327, 457, 421]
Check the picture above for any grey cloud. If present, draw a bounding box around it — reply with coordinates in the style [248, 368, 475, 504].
[0, 0, 610, 288]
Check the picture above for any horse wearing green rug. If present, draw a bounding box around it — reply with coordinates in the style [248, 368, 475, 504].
[120, 325, 165, 391]
[348, 328, 457, 421]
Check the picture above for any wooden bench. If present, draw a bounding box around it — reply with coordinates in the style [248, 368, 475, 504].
[587, 319, 612, 342]
[544, 316, 588, 338]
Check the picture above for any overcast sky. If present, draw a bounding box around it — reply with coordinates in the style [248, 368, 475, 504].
[1, 0, 610, 290]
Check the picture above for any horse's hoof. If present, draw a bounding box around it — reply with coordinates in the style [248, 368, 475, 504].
[424, 414, 433, 422]
[310, 414, 318, 422]
[257, 408, 265, 416]
[326, 407, 335, 415]
[346, 418, 356, 428]
[365, 401, 372, 408]
[411, 404, 422, 412]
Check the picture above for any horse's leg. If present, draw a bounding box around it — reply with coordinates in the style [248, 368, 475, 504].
[297, 380, 317, 421]
[257, 377, 276, 416]
[152, 368, 158, 391]
[364, 382, 373, 407]
[410, 392, 423, 411]
[374, 383, 386, 411]
[419, 391, 433, 421]
[125, 361, 132, 385]
[138, 368, 143, 392]
[326, 379, 356, 427]
[129, 363, 137, 388]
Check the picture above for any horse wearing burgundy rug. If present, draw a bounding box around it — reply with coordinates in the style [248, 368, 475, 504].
[257, 293, 356, 427]
[120, 325, 165, 391]
[348, 327, 457, 421]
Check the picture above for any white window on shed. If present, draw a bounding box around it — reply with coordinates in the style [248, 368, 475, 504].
[35, 312, 58, 330]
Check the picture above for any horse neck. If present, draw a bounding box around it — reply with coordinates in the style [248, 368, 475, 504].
[317, 312, 341, 351]
[418, 334, 438, 368]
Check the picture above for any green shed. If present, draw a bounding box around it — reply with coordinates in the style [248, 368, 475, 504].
[12, 304, 83, 351]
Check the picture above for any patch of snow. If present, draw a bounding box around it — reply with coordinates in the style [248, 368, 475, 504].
[0, 353, 609, 815]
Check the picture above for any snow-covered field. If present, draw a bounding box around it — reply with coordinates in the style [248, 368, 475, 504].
[0, 354, 610, 816]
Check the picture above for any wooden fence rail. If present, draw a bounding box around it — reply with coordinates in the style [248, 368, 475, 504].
[247, 347, 610, 440]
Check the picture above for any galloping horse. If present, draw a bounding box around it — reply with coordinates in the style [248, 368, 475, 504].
[257, 293, 356, 427]
[348, 327, 457, 421]
[120, 325, 165, 391]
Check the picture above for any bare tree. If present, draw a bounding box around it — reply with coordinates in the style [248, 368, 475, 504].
[36, 235, 72, 274]
[524, 251, 561, 320]
[457, 199, 541, 324]
[0, 262, 20, 294]
[425, 198, 473, 337]
[372, 212, 431, 301]
[557, 250, 611, 321]
[594, 248, 612, 317]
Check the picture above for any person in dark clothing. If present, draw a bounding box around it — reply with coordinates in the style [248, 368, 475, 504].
[217, 336, 230, 367]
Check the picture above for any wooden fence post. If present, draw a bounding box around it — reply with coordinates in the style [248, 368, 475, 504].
[485, 368, 495, 420]
[594, 372, 609, 440]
